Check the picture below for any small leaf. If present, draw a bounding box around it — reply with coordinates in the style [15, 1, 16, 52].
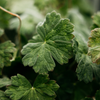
[21, 11, 74, 74]
[5, 74, 59, 100]
[88, 28, 100, 64]
[0, 40, 16, 68]
[0, 77, 11, 88]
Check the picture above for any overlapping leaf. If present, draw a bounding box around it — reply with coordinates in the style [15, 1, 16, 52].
[73, 39, 100, 83]
[0, 91, 10, 100]
[67, 9, 100, 83]
[21, 11, 74, 74]
[0, 40, 16, 68]
[5, 74, 59, 100]
[88, 28, 100, 64]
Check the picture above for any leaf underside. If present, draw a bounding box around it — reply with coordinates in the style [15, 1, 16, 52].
[21, 11, 74, 74]
[5, 74, 59, 100]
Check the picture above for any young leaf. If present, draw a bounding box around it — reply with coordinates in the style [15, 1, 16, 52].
[5, 74, 59, 100]
[0, 40, 16, 68]
[21, 11, 74, 74]
[0, 90, 10, 100]
[88, 28, 100, 64]
[0, 77, 11, 88]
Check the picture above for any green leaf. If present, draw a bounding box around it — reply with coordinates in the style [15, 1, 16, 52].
[21, 11, 74, 74]
[0, 40, 16, 68]
[5, 74, 59, 100]
[67, 9, 100, 83]
[88, 28, 100, 64]
[0, 90, 10, 100]
[0, 28, 4, 37]
[0, 77, 11, 88]
[73, 39, 100, 83]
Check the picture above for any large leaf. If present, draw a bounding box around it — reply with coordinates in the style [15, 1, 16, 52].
[0, 77, 11, 88]
[0, 40, 16, 68]
[5, 74, 59, 100]
[88, 28, 100, 64]
[0, 91, 10, 100]
[21, 11, 74, 74]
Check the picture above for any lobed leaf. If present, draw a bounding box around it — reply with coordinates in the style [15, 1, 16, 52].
[5, 74, 59, 100]
[67, 9, 100, 83]
[0, 40, 16, 68]
[21, 11, 74, 74]
[0, 90, 10, 100]
[73, 39, 100, 83]
[88, 28, 100, 64]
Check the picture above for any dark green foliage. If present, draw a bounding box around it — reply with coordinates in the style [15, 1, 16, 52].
[5, 74, 59, 100]
[21, 11, 74, 74]
[0, 1, 100, 100]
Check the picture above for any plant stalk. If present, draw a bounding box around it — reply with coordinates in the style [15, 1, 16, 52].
[0, 6, 22, 54]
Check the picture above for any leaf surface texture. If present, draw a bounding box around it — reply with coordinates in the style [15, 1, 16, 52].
[5, 74, 59, 100]
[21, 11, 74, 74]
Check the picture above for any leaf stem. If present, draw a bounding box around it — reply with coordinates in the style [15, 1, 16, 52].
[0, 6, 22, 54]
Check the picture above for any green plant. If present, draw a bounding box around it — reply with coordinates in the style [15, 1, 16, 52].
[1, 3, 100, 100]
